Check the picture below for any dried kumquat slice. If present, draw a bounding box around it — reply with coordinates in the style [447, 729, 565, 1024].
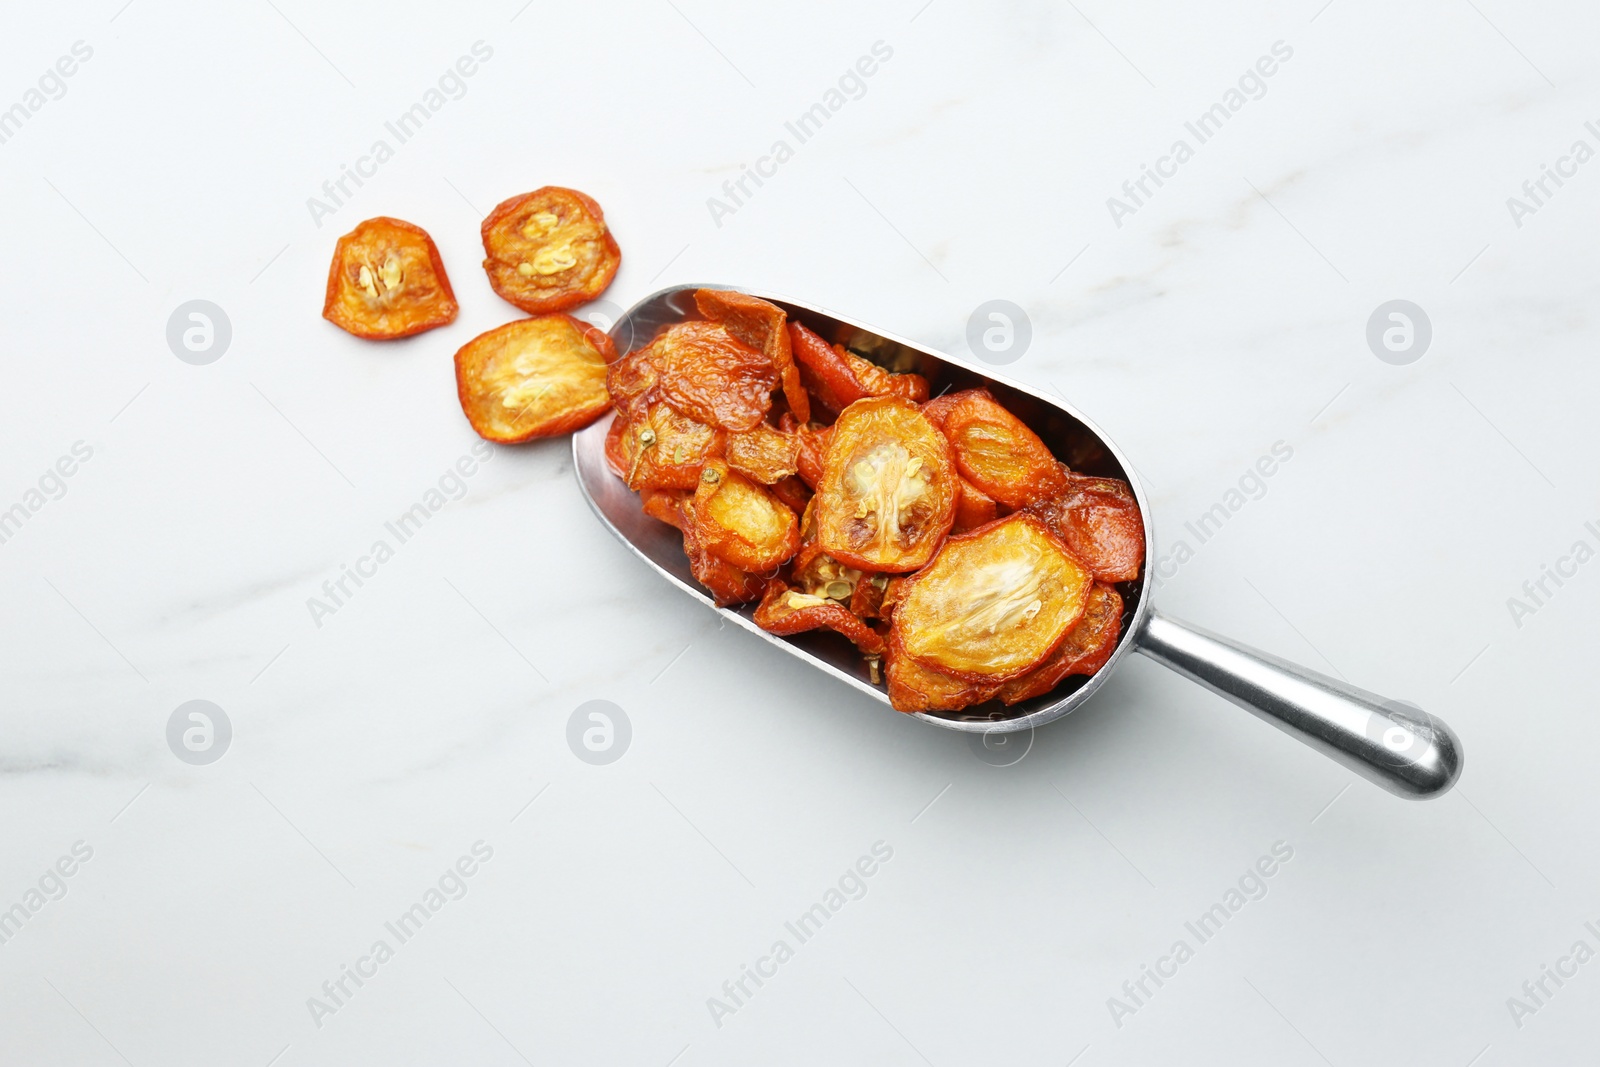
[885, 629, 999, 713]
[1027, 470, 1145, 583]
[323, 217, 458, 339]
[680, 506, 767, 606]
[813, 396, 956, 573]
[996, 583, 1123, 705]
[753, 579, 886, 656]
[725, 423, 799, 485]
[688, 460, 800, 573]
[935, 389, 1068, 509]
[454, 314, 617, 442]
[613, 404, 722, 490]
[952, 477, 999, 533]
[615, 321, 778, 432]
[480, 186, 619, 314]
[789, 322, 929, 413]
[696, 289, 809, 424]
[892, 513, 1093, 682]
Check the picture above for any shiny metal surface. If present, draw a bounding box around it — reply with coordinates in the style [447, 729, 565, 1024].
[572, 284, 1463, 798]
[1136, 612, 1462, 798]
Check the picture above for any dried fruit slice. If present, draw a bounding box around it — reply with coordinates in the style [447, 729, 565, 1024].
[640, 488, 689, 530]
[480, 186, 620, 314]
[612, 404, 722, 490]
[610, 321, 778, 431]
[726, 423, 799, 485]
[885, 629, 999, 713]
[689, 460, 800, 573]
[753, 580, 886, 656]
[997, 583, 1124, 705]
[455, 314, 617, 442]
[892, 514, 1093, 681]
[952, 477, 999, 533]
[322, 217, 458, 339]
[789, 322, 929, 413]
[788, 419, 832, 490]
[849, 573, 893, 620]
[814, 396, 956, 572]
[1028, 471, 1145, 582]
[936, 389, 1067, 509]
[771, 475, 812, 514]
[696, 290, 809, 424]
[680, 506, 766, 606]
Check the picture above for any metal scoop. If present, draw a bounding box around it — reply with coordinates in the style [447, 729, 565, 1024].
[572, 285, 1463, 800]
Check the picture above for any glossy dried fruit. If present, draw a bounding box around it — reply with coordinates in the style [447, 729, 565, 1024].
[754, 579, 886, 656]
[790, 420, 832, 490]
[997, 583, 1124, 705]
[726, 423, 799, 484]
[789, 322, 929, 413]
[610, 321, 778, 432]
[814, 396, 956, 572]
[886, 629, 998, 713]
[455, 314, 617, 442]
[680, 507, 766, 606]
[323, 217, 458, 339]
[936, 389, 1067, 509]
[696, 289, 809, 424]
[612, 404, 721, 490]
[481, 186, 620, 314]
[952, 477, 999, 533]
[849, 572, 893, 620]
[1028, 471, 1145, 582]
[892, 514, 1093, 681]
[771, 475, 812, 513]
[689, 460, 800, 573]
[640, 488, 689, 530]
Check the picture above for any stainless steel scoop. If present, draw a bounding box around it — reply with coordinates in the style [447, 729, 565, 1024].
[573, 285, 1463, 800]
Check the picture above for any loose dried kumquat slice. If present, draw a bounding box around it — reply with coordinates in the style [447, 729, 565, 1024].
[454, 314, 617, 442]
[753, 579, 886, 656]
[611, 321, 778, 432]
[689, 460, 800, 573]
[612, 404, 722, 490]
[789, 322, 929, 413]
[480, 186, 620, 314]
[725, 423, 799, 484]
[936, 389, 1068, 509]
[322, 217, 458, 339]
[1027, 470, 1146, 583]
[892, 513, 1093, 682]
[997, 583, 1124, 705]
[696, 290, 809, 424]
[885, 629, 999, 713]
[814, 396, 956, 573]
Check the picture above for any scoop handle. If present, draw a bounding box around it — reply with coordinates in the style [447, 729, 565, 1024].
[1133, 609, 1462, 799]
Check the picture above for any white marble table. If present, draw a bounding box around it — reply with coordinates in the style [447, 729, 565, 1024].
[2, 1, 1596, 1063]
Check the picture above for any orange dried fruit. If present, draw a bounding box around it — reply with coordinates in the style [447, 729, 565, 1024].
[952, 477, 999, 533]
[1028, 471, 1145, 582]
[789, 322, 929, 413]
[725, 423, 800, 485]
[753, 579, 886, 656]
[891, 513, 1093, 682]
[885, 629, 999, 713]
[813, 396, 956, 573]
[480, 186, 620, 314]
[688, 460, 800, 573]
[696, 289, 809, 424]
[455, 314, 617, 442]
[612, 404, 722, 490]
[323, 217, 458, 339]
[935, 389, 1068, 509]
[997, 583, 1124, 705]
[609, 321, 777, 431]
